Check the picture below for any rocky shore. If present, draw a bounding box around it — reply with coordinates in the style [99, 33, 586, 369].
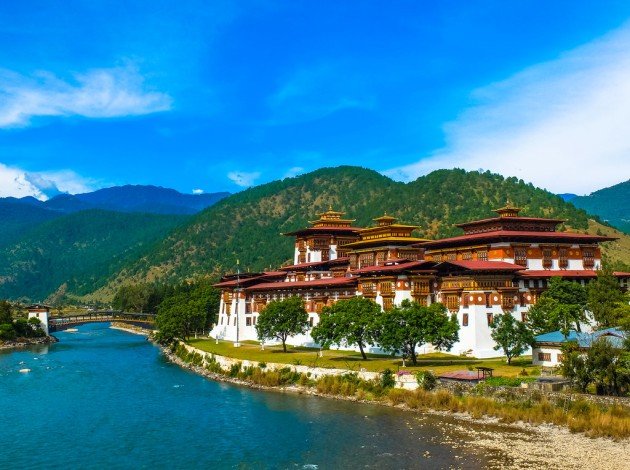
[160, 343, 630, 470]
[0, 335, 58, 351]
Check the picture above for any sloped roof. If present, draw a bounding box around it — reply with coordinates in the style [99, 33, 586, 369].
[534, 328, 627, 348]
[245, 276, 357, 292]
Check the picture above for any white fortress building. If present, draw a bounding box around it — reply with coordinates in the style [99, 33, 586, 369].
[210, 206, 629, 358]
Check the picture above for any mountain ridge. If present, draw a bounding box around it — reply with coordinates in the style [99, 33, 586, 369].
[569, 180, 629, 234]
[88, 166, 630, 302]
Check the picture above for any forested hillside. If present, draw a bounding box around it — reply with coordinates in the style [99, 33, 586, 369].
[0, 210, 187, 302]
[570, 180, 629, 234]
[0, 185, 228, 252]
[92, 167, 615, 300]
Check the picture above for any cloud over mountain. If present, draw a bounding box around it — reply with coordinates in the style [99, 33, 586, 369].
[386, 23, 630, 194]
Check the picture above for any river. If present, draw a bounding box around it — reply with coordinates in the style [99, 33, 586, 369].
[0, 323, 500, 469]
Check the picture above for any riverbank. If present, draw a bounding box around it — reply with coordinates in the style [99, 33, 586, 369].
[109, 322, 151, 336]
[160, 340, 630, 469]
[0, 335, 57, 351]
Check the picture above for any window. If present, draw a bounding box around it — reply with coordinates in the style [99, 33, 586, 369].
[557, 354, 564, 363]
[514, 247, 527, 266]
[559, 248, 568, 269]
[521, 312, 528, 322]
[462, 251, 472, 261]
[462, 313, 469, 327]
[383, 298, 394, 311]
[486, 313, 493, 326]
[583, 248, 595, 269]
[542, 248, 553, 269]
[246, 317, 252, 326]
[477, 250, 488, 261]
[538, 352, 551, 362]
[309, 317, 314, 327]
[485, 293, 492, 308]
[446, 252, 456, 261]
[462, 294, 469, 308]
[220, 316, 223, 325]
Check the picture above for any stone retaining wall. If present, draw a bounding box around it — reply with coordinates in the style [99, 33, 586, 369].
[178, 342, 382, 381]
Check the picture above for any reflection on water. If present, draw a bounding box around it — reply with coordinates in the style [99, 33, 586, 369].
[0, 323, 495, 469]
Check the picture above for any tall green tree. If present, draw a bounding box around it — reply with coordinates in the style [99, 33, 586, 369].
[490, 313, 534, 364]
[256, 296, 309, 352]
[528, 277, 588, 335]
[560, 338, 630, 396]
[311, 297, 381, 360]
[0, 300, 12, 324]
[587, 267, 628, 328]
[376, 300, 459, 365]
[155, 293, 208, 343]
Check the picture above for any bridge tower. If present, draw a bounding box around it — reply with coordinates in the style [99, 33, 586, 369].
[27, 304, 50, 335]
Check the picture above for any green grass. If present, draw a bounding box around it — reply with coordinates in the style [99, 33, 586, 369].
[186, 338, 539, 377]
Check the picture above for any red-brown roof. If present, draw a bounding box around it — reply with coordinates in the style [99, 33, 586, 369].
[350, 260, 432, 274]
[213, 271, 286, 288]
[246, 276, 357, 292]
[418, 230, 616, 248]
[519, 270, 630, 278]
[435, 260, 523, 272]
[280, 257, 349, 271]
[455, 216, 564, 228]
[282, 226, 363, 236]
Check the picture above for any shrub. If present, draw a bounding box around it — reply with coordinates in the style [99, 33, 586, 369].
[229, 363, 242, 377]
[415, 370, 437, 391]
[380, 369, 395, 389]
[258, 362, 267, 369]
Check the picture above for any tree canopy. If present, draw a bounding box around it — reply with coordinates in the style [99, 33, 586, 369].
[311, 297, 381, 360]
[527, 277, 588, 335]
[256, 296, 309, 352]
[376, 300, 459, 365]
[491, 313, 534, 364]
[587, 267, 629, 328]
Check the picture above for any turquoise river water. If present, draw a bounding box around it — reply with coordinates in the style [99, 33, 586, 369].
[0, 323, 499, 469]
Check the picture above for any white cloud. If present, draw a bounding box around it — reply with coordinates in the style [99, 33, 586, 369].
[283, 166, 304, 178]
[192, 188, 204, 195]
[0, 162, 94, 200]
[385, 23, 630, 194]
[227, 171, 261, 187]
[0, 65, 172, 128]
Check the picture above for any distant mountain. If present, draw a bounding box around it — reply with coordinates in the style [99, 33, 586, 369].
[570, 180, 630, 234]
[91, 167, 628, 301]
[0, 185, 229, 250]
[0, 210, 188, 303]
[67, 185, 230, 215]
[558, 193, 578, 202]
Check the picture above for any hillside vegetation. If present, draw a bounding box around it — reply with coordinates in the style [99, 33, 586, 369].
[92, 167, 618, 300]
[571, 180, 630, 234]
[0, 210, 187, 302]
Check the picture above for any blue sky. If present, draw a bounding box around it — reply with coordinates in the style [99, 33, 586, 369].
[1, 1, 630, 199]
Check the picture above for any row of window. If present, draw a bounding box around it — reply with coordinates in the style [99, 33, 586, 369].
[537, 352, 563, 362]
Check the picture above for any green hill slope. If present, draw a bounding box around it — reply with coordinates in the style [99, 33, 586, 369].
[0, 210, 188, 302]
[92, 167, 607, 299]
[570, 180, 630, 234]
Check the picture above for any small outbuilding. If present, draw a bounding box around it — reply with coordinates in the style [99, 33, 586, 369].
[532, 328, 626, 367]
[27, 304, 51, 335]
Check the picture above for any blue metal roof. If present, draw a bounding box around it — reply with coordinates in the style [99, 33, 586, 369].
[534, 328, 626, 348]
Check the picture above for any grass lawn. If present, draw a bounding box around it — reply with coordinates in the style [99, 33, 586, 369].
[187, 338, 539, 377]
